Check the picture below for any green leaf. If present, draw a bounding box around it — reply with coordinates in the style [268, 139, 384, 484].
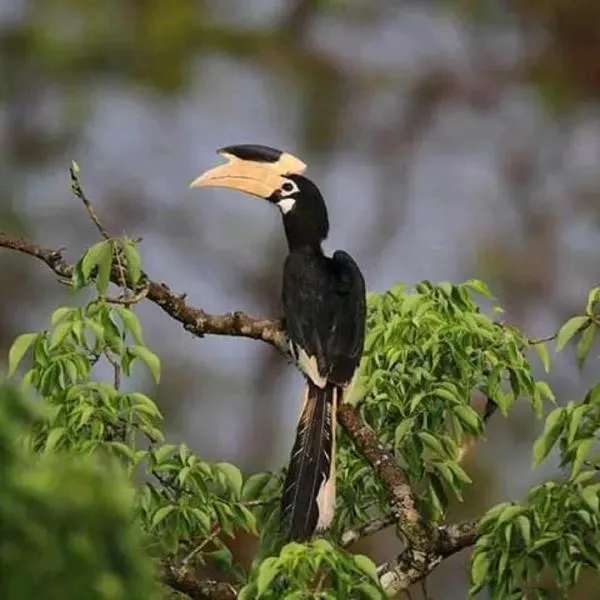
[587, 383, 600, 406]
[151, 505, 176, 528]
[190, 507, 212, 533]
[516, 515, 531, 547]
[497, 504, 524, 525]
[503, 522, 513, 547]
[418, 431, 445, 456]
[242, 472, 275, 502]
[109, 442, 135, 462]
[129, 392, 162, 419]
[81, 241, 111, 280]
[477, 502, 512, 532]
[571, 438, 594, 480]
[50, 306, 74, 326]
[453, 404, 482, 433]
[95, 241, 114, 295]
[117, 308, 144, 344]
[237, 584, 256, 600]
[8, 332, 37, 377]
[122, 240, 142, 287]
[235, 505, 258, 534]
[129, 345, 161, 384]
[567, 405, 587, 445]
[217, 462, 243, 498]
[50, 322, 73, 349]
[355, 582, 385, 600]
[177, 466, 191, 485]
[582, 484, 600, 512]
[153, 444, 176, 464]
[471, 550, 491, 587]
[394, 419, 413, 447]
[556, 316, 589, 352]
[206, 547, 233, 570]
[464, 279, 494, 299]
[44, 427, 66, 452]
[585, 286, 600, 315]
[577, 322, 596, 368]
[532, 407, 565, 467]
[534, 381, 555, 404]
[447, 461, 472, 485]
[534, 343, 551, 373]
[256, 557, 280, 596]
[353, 554, 379, 582]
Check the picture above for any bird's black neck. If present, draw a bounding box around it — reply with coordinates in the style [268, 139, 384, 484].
[282, 219, 325, 254]
[280, 175, 329, 252]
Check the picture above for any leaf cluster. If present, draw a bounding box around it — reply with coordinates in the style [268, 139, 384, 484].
[336, 280, 545, 534]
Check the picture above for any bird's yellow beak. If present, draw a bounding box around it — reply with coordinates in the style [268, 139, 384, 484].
[190, 149, 307, 200]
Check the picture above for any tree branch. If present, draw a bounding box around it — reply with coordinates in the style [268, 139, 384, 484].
[70, 162, 111, 240]
[341, 514, 396, 547]
[161, 564, 237, 600]
[376, 518, 479, 595]
[0, 231, 287, 352]
[337, 405, 435, 548]
[437, 518, 479, 558]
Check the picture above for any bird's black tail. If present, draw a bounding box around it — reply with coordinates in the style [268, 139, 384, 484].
[281, 381, 339, 543]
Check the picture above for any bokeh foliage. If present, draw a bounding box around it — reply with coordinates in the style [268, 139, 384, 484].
[0, 382, 157, 600]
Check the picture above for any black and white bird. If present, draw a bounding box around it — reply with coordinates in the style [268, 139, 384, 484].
[190, 144, 366, 542]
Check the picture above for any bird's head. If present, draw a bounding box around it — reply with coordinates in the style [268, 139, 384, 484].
[190, 144, 329, 248]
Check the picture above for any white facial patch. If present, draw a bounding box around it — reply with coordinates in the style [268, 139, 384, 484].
[277, 198, 296, 214]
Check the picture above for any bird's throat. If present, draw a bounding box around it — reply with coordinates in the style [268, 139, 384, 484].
[282, 211, 327, 252]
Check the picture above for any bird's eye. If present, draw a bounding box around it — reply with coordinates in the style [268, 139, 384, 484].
[281, 180, 298, 196]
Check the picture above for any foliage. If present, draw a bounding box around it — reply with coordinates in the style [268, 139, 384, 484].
[3, 234, 600, 598]
[335, 279, 545, 533]
[0, 382, 157, 600]
[470, 288, 600, 598]
[240, 540, 383, 600]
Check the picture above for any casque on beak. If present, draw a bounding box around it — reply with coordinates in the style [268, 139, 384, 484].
[190, 148, 307, 200]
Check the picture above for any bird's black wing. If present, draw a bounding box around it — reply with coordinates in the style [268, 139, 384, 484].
[326, 250, 366, 386]
[282, 251, 333, 386]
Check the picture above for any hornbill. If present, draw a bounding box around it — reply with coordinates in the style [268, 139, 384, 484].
[190, 145, 366, 542]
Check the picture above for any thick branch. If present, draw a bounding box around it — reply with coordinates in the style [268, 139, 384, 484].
[337, 405, 480, 594]
[376, 519, 479, 595]
[437, 518, 479, 557]
[341, 515, 395, 547]
[161, 564, 237, 600]
[338, 405, 434, 548]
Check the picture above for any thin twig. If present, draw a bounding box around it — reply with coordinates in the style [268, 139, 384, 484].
[70, 163, 111, 240]
[242, 497, 278, 508]
[112, 243, 131, 296]
[182, 527, 222, 568]
[105, 350, 121, 390]
[69, 166, 138, 296]
[105, 282, 150, 305]
[528, 333, 558, 345]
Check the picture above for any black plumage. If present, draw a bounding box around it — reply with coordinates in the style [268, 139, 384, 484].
[190, 144, 366, 543]
[276, 174, 366, 542]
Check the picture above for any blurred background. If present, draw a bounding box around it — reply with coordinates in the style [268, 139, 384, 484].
[2, 0, 600, 597]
